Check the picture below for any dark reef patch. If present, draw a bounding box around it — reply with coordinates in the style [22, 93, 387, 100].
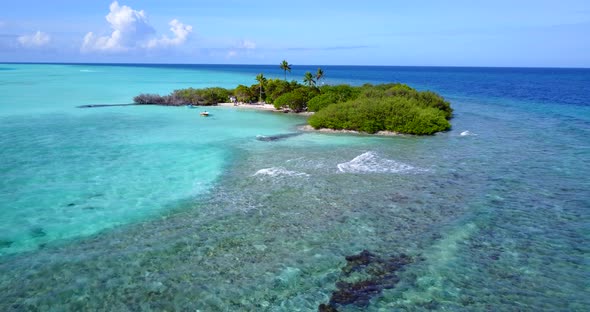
[0, 240, 14, 249]
[319, 250, 418, 311]
[30, 227, 47, 238]
[256, 133, 302, 142]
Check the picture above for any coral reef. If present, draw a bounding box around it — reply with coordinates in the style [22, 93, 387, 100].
[319, 250, 417, 311]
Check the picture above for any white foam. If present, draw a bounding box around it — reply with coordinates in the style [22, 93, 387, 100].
[337, 151, 416, 174]
[286, 157, 304, 163]
[460, 130, 477, 136]
[79, 69, 97, 73]
[254, 167, 309, 177]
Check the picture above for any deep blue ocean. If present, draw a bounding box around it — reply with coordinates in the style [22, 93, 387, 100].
[0, 63, 588, 311]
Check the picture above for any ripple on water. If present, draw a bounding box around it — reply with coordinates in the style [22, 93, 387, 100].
[1, 64, 589, 310]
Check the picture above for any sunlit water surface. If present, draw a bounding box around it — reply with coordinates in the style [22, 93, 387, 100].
[0, 64, 588, 311]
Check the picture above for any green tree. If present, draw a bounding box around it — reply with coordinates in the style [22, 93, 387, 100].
[234, 84, 254, 103]
[280, 60, 292, 81]
[256, 73, 267, 103]
[265, 78, 295, 104]
[303, 71, 316, 88]
[273, 88, 310, 112]
[315, 68, 324, 86]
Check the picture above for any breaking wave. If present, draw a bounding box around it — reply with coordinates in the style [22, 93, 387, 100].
[337, 151, 416, 174]
[254, 167, 309, 177]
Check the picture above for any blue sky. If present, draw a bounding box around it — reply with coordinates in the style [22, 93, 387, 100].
[0, 0, 589, 67]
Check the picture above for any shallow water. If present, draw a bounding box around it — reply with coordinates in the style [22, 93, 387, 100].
[0, 64, 589, 311]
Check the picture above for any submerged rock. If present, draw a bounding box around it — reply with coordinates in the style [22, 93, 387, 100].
[30, 227, 47, 238]
[343, 250, 377, 272]
[319, 250, 417, 310]
[318, 303, 339, 312]
[0, 240, 13, 249]
[256, 133, 302, 142]
[331, 280, 382, 306]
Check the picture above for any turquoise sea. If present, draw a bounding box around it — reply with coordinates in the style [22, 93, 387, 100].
[0, 64, 588, 311]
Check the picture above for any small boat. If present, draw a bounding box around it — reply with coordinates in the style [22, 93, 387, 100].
[200, 111, 209, 116]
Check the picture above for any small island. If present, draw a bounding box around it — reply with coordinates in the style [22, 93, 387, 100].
[133, 63, 452, 135]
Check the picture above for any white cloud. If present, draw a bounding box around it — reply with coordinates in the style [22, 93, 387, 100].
[82, 1, 192, 52]
[227, 39, 256, 58]
[82, 1, 154, 52]
[239, 40, 256, 50]
[145, 19, 192, 49]
[18, 31, 51, 47]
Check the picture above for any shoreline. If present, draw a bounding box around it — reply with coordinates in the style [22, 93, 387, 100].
[77, 103, 400, 136]
[216, 102, 314, 116]
[214, 104, 402, 136]
[297, 125, 403, 136]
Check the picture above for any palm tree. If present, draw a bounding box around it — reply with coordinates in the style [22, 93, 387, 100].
[256, 73, 267, 103]
[303, 71, 316, 88]
[315, 68, 324, 86]
[280, 60, 291, 81]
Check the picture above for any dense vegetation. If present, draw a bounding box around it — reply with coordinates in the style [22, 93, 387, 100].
[133, 61, 452, 135]
[306, 84, 360, 112]
[308, 83, 452, 135]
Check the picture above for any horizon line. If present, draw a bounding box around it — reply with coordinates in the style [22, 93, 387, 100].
[1, 61, 589, 70]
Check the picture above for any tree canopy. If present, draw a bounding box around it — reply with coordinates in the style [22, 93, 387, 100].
[315, 68, 324, 86]
[255, 73, 267, 103]
[307, 83, 452, 134]
[303, 72, 316, 88]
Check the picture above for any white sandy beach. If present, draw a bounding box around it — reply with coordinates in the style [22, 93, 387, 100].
[216, 103, 400, 136]
[217, 102, 315, 116]
[217, 102, 277, 111]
